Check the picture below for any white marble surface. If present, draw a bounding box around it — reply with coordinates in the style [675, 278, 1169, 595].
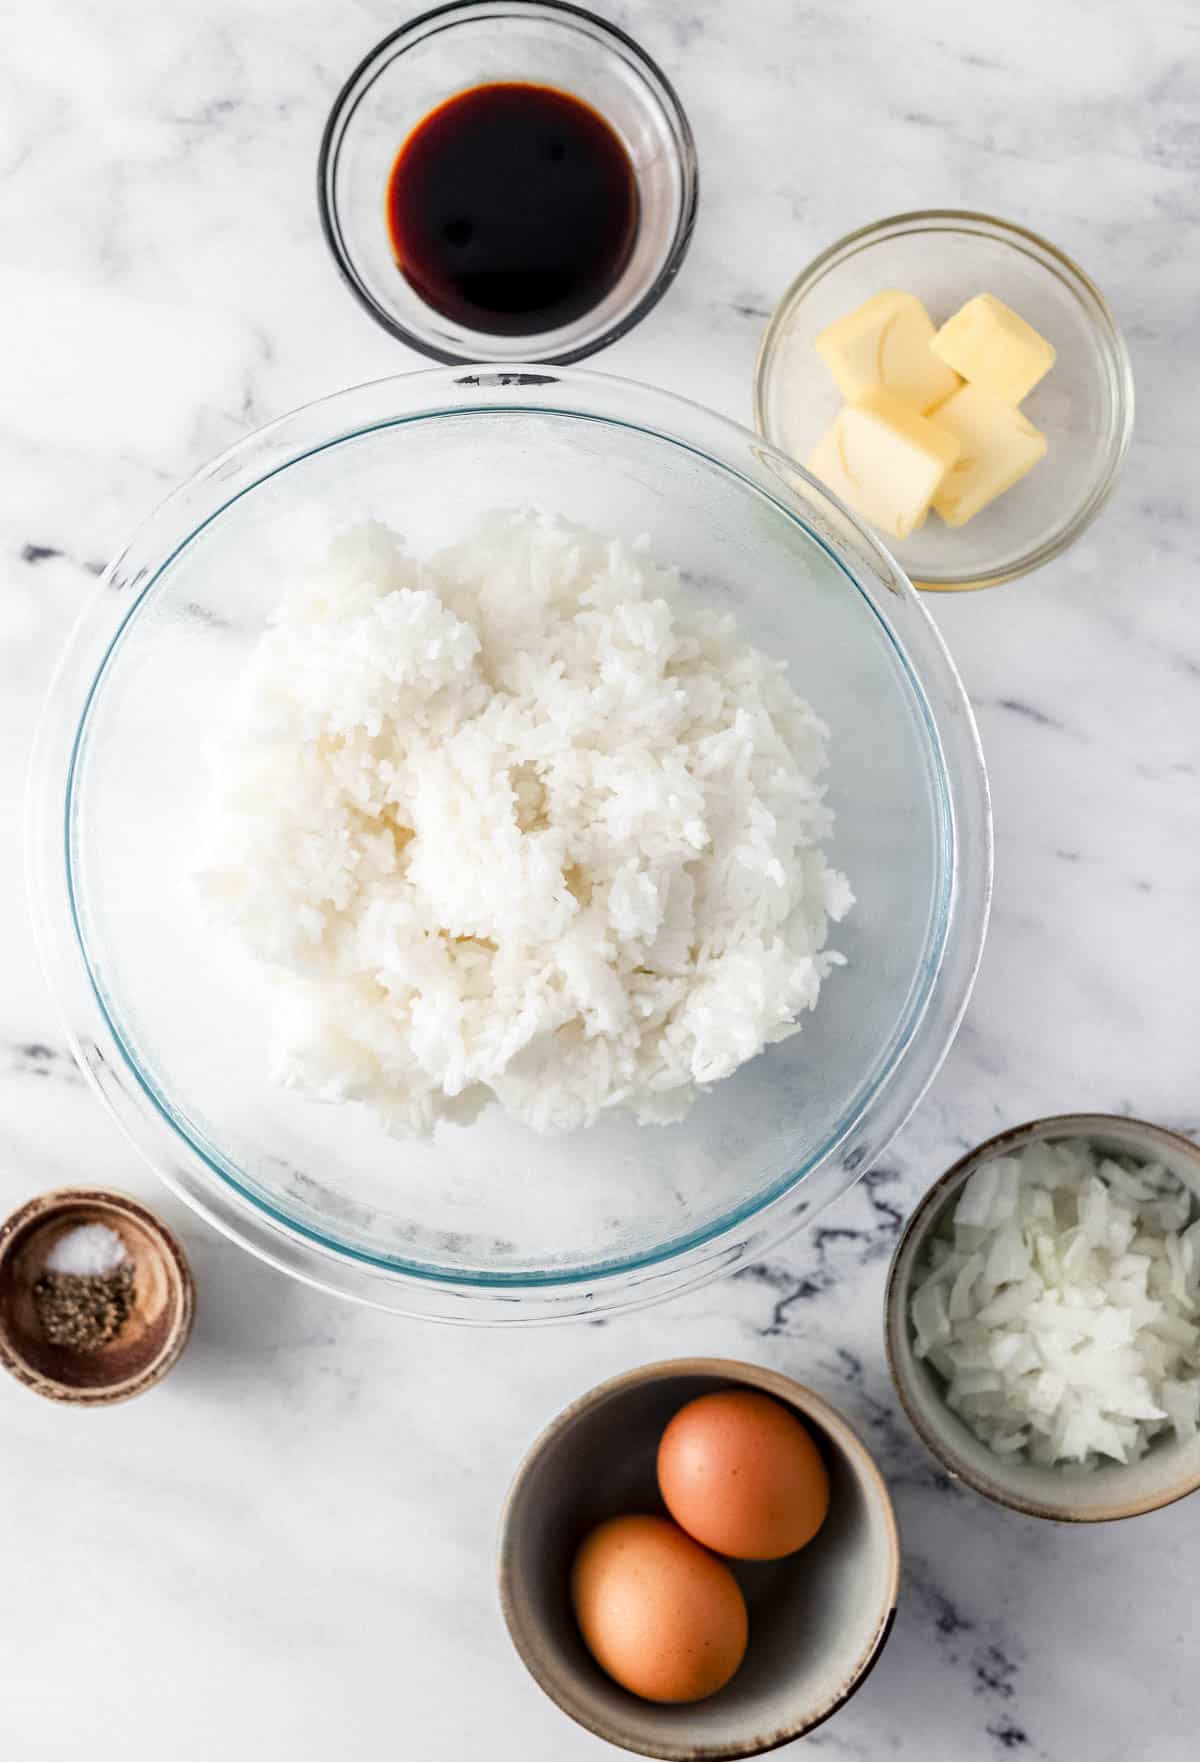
[2, 1, 1198, 1756]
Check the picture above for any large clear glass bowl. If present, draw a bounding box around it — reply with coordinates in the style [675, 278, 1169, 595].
[29, 368, 991, 1322]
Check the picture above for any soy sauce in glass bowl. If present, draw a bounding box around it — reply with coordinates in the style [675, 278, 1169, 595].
[318, 1, 698, 365]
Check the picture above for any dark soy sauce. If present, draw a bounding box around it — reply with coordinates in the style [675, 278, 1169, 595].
[386, 82, 639, 336]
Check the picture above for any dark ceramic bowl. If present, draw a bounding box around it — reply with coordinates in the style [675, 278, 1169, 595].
[499, 1358, 899, 1759]
[886, 1114, 1200, 1521]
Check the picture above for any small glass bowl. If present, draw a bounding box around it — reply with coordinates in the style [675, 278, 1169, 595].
[318, 0, 699, 364]
[754, 211, 1134, 592]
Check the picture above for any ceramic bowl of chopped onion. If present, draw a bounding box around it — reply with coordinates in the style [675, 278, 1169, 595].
[30, 367, 990, 1322]
[886, 1115, 1200, 1521]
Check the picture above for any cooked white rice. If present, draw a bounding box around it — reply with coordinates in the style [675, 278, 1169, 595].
[912, 1137, 1200, 1467]
[195, 510, 852, 1135]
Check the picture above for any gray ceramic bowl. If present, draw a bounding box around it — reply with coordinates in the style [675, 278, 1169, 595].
[886, 1114, 1200, 1522]
[498, 1358, 899, 1759]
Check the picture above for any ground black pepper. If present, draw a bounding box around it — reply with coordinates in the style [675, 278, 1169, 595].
[32, 1264, 135, 1351]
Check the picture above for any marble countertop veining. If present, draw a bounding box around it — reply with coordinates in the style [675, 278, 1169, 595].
[2, 1, 1198, 1757]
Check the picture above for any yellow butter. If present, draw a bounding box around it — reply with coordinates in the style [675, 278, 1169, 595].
[931, 383, 1048, 527]
[814, 289, 963, 414]
[808, 388, 961, 541]
[930, 293, 1056, 405]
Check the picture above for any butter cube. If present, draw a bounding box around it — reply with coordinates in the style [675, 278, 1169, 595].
[931, 294, 1056, 405]
[807, 388, 961, 540]
[930, 383, 1048, 527]
[815, 289, 963, 414]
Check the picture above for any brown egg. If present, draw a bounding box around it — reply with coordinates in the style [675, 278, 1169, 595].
[657, 1390, 830, 1560]
[571, 1514, 748, 1704]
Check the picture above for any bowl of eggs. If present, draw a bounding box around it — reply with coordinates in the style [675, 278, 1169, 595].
[498, 1358, 899, 1758]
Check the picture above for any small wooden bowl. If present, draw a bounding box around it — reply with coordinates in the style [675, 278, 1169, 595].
[0, 1188, 195, 1405]
[499, 1359, 899, 1760]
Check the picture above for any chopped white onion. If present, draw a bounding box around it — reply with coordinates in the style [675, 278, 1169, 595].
[910, 1137, 1200, 1467]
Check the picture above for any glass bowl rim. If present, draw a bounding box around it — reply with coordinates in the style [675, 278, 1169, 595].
[752, 208, 1136, 593]
[29, 365, 992, 1322]
[316, 0, 700, 365]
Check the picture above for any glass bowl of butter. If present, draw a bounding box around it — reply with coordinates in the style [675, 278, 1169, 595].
[754, 211, 1134, 592]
